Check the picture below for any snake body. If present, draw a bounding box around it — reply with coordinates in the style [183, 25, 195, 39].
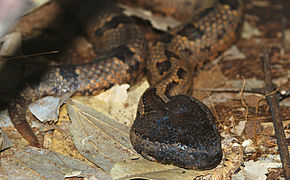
[8, 0, 243, 169]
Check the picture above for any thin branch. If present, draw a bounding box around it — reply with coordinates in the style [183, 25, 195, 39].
[0, 51, 59, 61]
[192, 87, 289, 101]
[240, 78, 248, 121]
[262, 49, 290, 179]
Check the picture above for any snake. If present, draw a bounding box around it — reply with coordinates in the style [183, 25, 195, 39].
[8, 0, 243, 170]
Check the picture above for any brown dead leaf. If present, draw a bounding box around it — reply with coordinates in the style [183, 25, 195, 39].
[110, 159, 214, 180]
[0, 32, 22, 56]
[244, 94, 263, 107]
[242, 21, 262, 39]
[74, 82, 149, 125]
[0, 147, 110, 179]
[223, 45, 246, 61]
[68, 82, 249, 178]
[211, 146, 244, 180]
[29, 93, 72, 123]
[251, 0, 270, 7]
[193, 65, 226, 100]
[262, 121, 290, 137]
[231, 159, 282, 180]
[244, 120, 263, 139]
[228, 78, 265, 90]
[67, 99, 140, 172]
[111, 145, 244, 180]
[0, 129, 13, 151]
[121, 4, 181, 31]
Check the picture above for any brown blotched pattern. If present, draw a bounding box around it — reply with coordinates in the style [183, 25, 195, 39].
[9, 0, 243, 170]
[8, 1, 148, 147]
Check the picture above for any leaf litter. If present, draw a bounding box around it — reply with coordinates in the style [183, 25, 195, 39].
[67, 96, 140, 172]
[67, 81, 248, 179]
[0, 147, 110, 179]
[0, 0, 289, 179]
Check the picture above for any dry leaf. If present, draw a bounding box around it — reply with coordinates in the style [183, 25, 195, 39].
[68, 82, 246, 178]
[110, 159, 214, 180]
[244, 94, 262, 107]
[262, 121, 290, 137]
[251, 0, 270, 7]
[29, 96, 61, 123]
[29, 93, 72, 123]
[0, 129, 13, 151]
[232, 121, 247, 136]
[25, 0, 51, 15]
[193, 65, 226, 101]
[0, 147, 110, 179]
[0, 32, 22, 56]
[222, 45, 246, 60]
[121, 4, 181, 31]
[232, 160, 282, 180]
[67, 99, 140, 172]
[227, 78, 265, 89]
[242, 21, 261, 39]
[211, 146, 244, 179]
[74, 82, 149, 125]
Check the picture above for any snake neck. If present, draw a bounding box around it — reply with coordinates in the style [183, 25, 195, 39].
[147, 0, 244, 101]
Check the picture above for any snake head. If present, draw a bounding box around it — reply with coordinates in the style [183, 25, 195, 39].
[130, 88, 222, 170]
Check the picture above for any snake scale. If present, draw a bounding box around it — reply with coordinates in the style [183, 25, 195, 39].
[8, 0, 243, 169]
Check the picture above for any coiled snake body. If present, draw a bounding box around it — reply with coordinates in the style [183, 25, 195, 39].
[8, 0, 243, 169]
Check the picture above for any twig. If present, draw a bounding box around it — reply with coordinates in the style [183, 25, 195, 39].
[254, 88, 280, 144]
[239, 78, 248, 121]
[261, 49, 290, 179]
[0, 50, 59, 61]
[192, 87, 290, 101]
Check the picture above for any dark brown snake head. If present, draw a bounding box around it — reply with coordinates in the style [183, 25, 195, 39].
[130, 88, 222, 169]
